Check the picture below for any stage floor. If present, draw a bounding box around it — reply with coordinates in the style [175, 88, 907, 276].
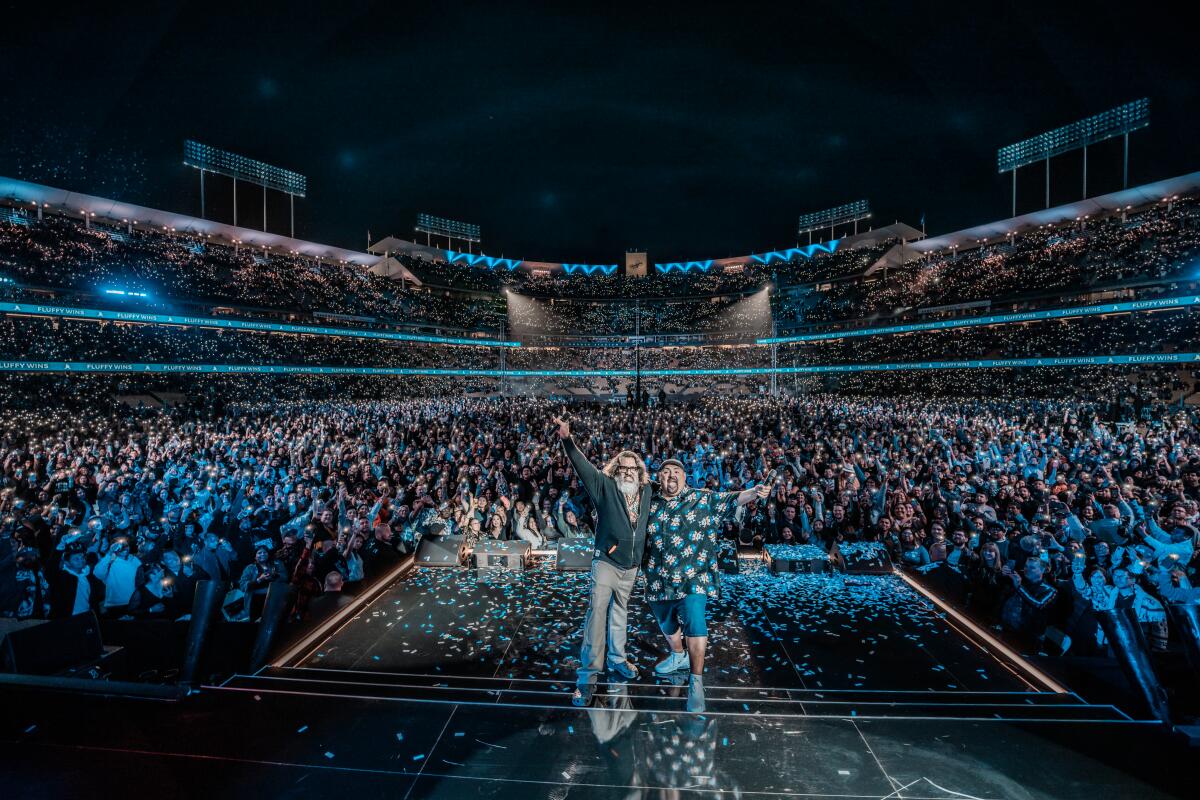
[2, 558, 1189, 799]
[295, 560, 1035, 693]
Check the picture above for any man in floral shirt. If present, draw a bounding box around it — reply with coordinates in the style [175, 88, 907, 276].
[645, 459, 768, 712]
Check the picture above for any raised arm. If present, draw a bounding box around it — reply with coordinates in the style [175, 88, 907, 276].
[555, 417, 604, 500]
[735, 483, 772, 507]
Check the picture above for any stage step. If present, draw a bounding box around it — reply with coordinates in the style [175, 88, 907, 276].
[257, 665, 1088, 705]
[213, 667, 1132, 722]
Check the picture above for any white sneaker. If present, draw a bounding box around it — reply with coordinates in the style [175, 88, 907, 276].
[654, 649, 690, 675]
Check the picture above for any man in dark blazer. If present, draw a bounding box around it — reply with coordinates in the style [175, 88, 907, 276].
[49, 543, 106, 619]
[554, 417, 652, 707]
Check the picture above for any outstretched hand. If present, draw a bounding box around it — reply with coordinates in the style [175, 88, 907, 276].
[552, 417, 570, 440]
[754, 483, 771, 499]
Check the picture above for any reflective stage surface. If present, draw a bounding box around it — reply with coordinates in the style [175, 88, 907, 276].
[0, 561, 1191, 798]
[297, 561, 1033, 691]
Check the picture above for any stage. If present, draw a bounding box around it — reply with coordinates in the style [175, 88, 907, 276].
[0, 557, 1191, 799]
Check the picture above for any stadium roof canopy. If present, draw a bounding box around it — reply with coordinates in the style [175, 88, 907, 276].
[0, 175, 390, 271]
[909, 170, 1200, 255]
[862, 169, 1200, 276]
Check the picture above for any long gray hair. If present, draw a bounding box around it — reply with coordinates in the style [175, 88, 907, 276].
[602, 450, 649, 486]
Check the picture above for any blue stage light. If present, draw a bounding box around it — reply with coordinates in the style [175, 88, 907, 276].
[562, 263, 618, 276]
[444, 250, 522, 271]
[654, 260, 714, 274]
[749, 241, 840, 266]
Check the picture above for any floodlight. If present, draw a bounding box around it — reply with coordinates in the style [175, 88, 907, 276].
[416, 213, 481, 243]
[997, 98, 1149, 173]
[798, 200, 870, 234]
[183, 140, 306, 197]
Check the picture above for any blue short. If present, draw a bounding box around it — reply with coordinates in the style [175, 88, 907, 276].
[649, 594, 708, 638]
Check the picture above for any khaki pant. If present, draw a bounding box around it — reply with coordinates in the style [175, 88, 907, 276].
[577, 557, 638, 687]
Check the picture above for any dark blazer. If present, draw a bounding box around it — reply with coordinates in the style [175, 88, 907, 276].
[561, 437, 651, 570]
[48, 567, 106, 619]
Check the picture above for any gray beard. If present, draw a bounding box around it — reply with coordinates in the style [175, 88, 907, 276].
[617, 479, 638, 498]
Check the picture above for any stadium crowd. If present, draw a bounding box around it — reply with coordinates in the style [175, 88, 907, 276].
[3, 195, 1198, 349]
[784, 197, 1200, 326]
[4, 305, 1194, 388]
[504, 292, 767, 337]
[1, 191, 1199, 669]
[1, 394, 1196, 661]
[0, 216, 504, 331]
[0, 317, 502, 370]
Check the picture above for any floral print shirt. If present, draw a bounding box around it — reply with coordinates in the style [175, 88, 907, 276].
[645, 488, 739, 602]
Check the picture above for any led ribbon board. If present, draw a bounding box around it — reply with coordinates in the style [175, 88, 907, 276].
[183, 140, 306, 197]
[1, 353, 1194, 377]
[760, 295, 1200, 344]
[654, 260, 713, 274]
[997, 98, 1150, 173]
[0, 302, 519, 347]
[444, 250, 521, 271]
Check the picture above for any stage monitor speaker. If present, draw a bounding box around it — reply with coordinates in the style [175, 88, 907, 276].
[0, 612, 103, 675]
[768, 556, 828, 575]
[556, 539, 594, 571]
[471, 539, 530, 570]
[416, 534, 466, 567]
[764, 544, 831, 575]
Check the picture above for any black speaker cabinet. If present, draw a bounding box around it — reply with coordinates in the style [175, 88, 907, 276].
[471, 539, 531, 570]
[555, 539, 594, 571]
[416, 534, 466, 567]
[0, 612, 103, 675]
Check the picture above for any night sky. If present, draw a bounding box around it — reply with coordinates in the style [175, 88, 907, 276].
[2, 1, 1196, 262]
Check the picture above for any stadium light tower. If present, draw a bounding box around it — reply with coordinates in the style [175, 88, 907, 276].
[183, 140, 308, 237]
[415, 213, 482, 254]
[997, 98, 1149, 216]
[798, 200, 870, 244]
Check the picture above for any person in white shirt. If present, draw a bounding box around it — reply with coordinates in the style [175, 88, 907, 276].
[93, 537, 142, 615]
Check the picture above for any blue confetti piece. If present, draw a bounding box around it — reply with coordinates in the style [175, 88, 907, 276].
[396, 732, 405, 741]
[324, 751, 335, 759]
[413, 754, 425, 761]
[567, 725, 574, 734]
[453, 731, 465, 737]
[297, 725, 308, 733]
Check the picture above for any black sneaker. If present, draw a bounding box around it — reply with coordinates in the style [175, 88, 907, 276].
[571, 684, 595, 707]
